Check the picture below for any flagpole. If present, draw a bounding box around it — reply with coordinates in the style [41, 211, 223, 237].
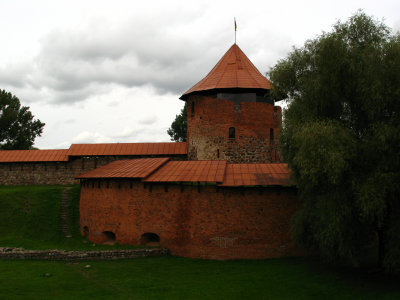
[234, 18, 237, 44]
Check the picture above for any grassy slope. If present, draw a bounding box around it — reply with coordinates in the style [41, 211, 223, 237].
[0, 185, 63, 249]
[0, 185, 139, 250]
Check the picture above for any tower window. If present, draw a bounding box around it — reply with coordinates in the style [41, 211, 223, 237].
[270, 128, 274, 141]
[229, 127, 235, 139]
[191, 101, 195, 116]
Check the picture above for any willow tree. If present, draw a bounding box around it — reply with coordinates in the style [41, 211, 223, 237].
[269, 12, 400, 272]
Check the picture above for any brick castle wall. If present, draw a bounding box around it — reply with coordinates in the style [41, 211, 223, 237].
[0, 155, 185, 186]
[186, 95, 282, 163]
[80, 180, 300, 260]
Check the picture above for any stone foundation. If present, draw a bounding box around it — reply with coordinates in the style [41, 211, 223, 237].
[0, 247, 169, 261]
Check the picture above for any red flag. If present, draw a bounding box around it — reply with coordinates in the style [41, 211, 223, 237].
[234, 18, 237, 31]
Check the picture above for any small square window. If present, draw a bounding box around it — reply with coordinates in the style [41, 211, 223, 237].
[229, 127, 235, 139]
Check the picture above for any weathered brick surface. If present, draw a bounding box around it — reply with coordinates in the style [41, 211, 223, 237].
[186, 95, 282, 163]
[0, 155, 185, 186]
[0, 247, 169, 261]
[80, 180, 300, 260]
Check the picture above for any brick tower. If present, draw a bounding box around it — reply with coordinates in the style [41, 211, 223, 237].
[180, 44, 282, 163]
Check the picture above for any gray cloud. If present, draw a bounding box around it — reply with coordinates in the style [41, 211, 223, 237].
[38, 18, 222, 103]
[0, 63, 33, 88]
[0, 11, 290, 106]
[0, 21, 197, 103]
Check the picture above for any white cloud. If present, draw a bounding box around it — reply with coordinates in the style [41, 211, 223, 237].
[29, 85, 184, 148]
[54, 141, 71, 149]
[112, 127, 140, 139]
[139, 116, 158, 125]
[72, 131, 112, 144]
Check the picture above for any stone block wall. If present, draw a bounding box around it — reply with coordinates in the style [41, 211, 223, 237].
[0, 155, 185, 186]
[186, 95, 282, 163]
[0, 247, 169, 261]
[80, 180, 300, 260]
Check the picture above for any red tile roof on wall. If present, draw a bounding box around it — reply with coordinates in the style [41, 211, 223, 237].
[143, 160, 227, 183]
[76, 158, 170, 179]
[0, 149, 69, 162]
[68, 142, 187, 156]
[76, 159, 294, 187]
[0, 142, 186, 162]
[219, 163, 294, 186]
[181, 44, 271, 100]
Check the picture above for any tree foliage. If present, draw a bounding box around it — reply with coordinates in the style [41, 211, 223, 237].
[0, 90, 45, 150]
[269, 12, 400, 272]
[167, 103, 187, 142]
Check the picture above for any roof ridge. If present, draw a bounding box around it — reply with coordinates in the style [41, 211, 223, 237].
[241, 47, 267, 86]
[234, 45, 239, 87]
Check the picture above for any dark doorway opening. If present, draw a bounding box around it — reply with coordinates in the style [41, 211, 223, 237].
[83, 226, 89, 237]
[102, 231, 116, 245]
[140, 232, 160, 246]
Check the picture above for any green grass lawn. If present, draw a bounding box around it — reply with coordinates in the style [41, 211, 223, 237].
[0, 185, 399, 299]
[0, 257, 399, 300]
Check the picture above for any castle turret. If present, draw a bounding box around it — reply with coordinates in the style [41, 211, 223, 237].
[181, 44, 281, 163]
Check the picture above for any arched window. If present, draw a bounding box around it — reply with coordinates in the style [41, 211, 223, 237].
[191, 101, 195, 116]
[101, 231, 116, 244]
[229, 127, 235, 139]
[270, 128, 274, 142]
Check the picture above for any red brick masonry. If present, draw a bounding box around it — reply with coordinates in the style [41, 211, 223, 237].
[186, 96, 281, 162]
[80, 180, 300, 260]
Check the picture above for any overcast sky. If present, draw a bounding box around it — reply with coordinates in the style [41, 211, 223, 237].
[1, 0, 399, 149]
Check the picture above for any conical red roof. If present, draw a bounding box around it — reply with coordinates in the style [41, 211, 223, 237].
[180, 44, 271, 100]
